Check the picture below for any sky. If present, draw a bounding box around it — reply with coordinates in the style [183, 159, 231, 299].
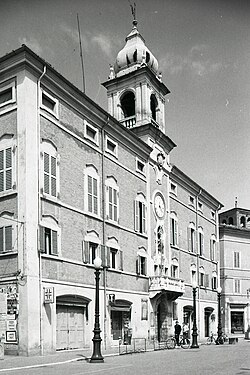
[1, 0, 250, 212]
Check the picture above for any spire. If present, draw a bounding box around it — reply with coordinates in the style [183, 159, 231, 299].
[130, 2, 138, 28]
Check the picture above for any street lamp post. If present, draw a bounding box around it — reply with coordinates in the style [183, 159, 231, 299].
[216, 286, 223, 345]
[90, 257, 104, 363]
[191, 281, 199, 349]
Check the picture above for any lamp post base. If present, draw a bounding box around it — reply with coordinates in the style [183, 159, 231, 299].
[90, 336, 104, 363]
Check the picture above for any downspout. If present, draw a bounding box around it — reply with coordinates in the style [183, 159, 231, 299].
[195, 189, 202, 337]
[216, 204, 222, 330]
[101, 116, 109, 349]
[37, 66, 46, 356]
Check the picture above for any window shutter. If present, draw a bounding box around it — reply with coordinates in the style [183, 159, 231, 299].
[0, 227, 3, 252]
[106, 247, 111, 268]
[134, 200, 139, 232]
[83, 241, 90, 263]
[142, 203, 146, 234]
[101, 245, 106, 267]
[5, 148, 12, 168]
[136, 256, 140, 275]
[0, 150, 3, 170]
[88, 176, 93, 212]
[5, 148, 12, 190]
[119, 249, 123, 271]
[39, 226, 45, 253]
[5, 226, 12, 251]
[44, 153, 50, 194]
[170, 219, 173, 245]
[174, 220, 178, 246]
[144, 257, 147, 276]
[93, 178, 98, 214]
[188, 228, 191, 252]
[205, 274, 210, 288]
[51, 230, 58, 255]
[106, 185, 109, 219]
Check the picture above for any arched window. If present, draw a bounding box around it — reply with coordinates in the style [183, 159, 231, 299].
[228, 217, 234, 225]
[171, 257, 179, 278]
[84, 165, 100, 216]
[120, 91, 135, 118]
[240, 216, 246, 228]
[198, 227, 204, 256]
[106, 177, 119, 223]
[210, 235, 216, 261]
[150, 94, 158, 121]
[188, 222, 195, 253]
[41, 139, 60, 199]
[134, 193, 147, 234]
[190, 263, 197, 285]
[222, 219, 227, 225]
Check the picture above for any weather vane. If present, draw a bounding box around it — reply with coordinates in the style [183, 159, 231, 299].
[128, 1, 137, 26]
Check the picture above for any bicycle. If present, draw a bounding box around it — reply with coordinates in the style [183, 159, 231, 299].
[166, 335, 191, 349]
[206, 332, 228, 345]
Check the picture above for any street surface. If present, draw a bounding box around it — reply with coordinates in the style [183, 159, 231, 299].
[0, 340, 250, 375]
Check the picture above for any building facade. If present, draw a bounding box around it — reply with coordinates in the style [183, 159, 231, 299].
[0, 20, 222, 356]
[219, 208, 250, 337]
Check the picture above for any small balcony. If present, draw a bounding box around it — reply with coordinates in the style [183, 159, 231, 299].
[149, 275, 185, 299]
[120, 115, 136, 129]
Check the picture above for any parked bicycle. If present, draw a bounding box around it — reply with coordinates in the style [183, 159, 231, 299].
[166, 334, 191, 349]
[206, 332, 228, 345]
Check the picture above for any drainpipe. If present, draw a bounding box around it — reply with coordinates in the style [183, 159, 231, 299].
[37, 66, 46, 356]
[216, 204, 222, 330]
[101, 116, 109, 349]
[195, 189, 202, 337]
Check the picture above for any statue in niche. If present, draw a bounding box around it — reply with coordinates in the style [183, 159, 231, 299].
[155, 152, 165, 184]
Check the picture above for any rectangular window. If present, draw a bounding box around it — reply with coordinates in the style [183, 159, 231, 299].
[106, 137, 117, 157]
[210, 239, 216, 261]
[137, 255, 147, 276]
[188, 227, 195, 252]
[108, 186, 118, 222]
[136, 159, 145, 174]
[189, 196, 195, 206]
[199, 272, 205, 287]
[234, 279, 241, 294]
[135, 200, 146, 234]
[0, 80, 15, 108]
[0, 88, 12, 105]
[41, 91, 58, 117]
[212, 276, 217, 290]
[0, 148, 12, 192]
[44, 153, 57, 197]
[110, 248, 117, 269]
[83, 241, 99, 264]
[170, 183, 177, 195]
[171, 265, 178, 278]
[198, 202, 203, 212]
[199, 232, 204, 256]
[84, 121, 99, 145]
[141, 299, 148, 320]
[0, 226, 12, 253]
[170, 218, 178, 246]
[234, 251, 240, 268]
[88, 176, 98, 214]
[44, 227, 58, 255]
[89, 242, 98, 264]
[191, 270, 196, 285]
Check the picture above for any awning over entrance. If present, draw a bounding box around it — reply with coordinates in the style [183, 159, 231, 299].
[110, 299, 132, 311]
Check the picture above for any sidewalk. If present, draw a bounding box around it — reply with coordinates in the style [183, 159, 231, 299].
[0, 346, 120, 372]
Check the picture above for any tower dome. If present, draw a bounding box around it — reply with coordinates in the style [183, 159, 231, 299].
[114, 20, 159, 77]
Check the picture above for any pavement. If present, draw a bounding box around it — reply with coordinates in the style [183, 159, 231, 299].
[0, 345, 120, 372]
[0, 339, 249, 372]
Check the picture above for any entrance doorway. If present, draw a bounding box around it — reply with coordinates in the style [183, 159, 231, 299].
[110, 300, 132, 344]
[231, 311, 244, 334]
[56, 295, 90, 350]
[157, 300, 168, 341]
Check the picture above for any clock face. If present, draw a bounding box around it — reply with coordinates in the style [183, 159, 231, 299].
[154, 193, 165, 218]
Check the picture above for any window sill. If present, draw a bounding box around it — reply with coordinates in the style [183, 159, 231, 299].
[0, 190, 17, 199]
[0, 250, 17, 257]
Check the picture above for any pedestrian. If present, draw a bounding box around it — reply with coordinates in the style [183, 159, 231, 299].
[182, 322, 189, 343]
[174, 320, 181, 346]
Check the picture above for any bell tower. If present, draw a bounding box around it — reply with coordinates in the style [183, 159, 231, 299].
[102, 18, 170, 132]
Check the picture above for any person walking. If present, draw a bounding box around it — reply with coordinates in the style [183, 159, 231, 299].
[182, 322, 189, 343]
[174, 320, 181, 346]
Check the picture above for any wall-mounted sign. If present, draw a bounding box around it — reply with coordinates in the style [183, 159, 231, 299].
[44, 287, 54, 304]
